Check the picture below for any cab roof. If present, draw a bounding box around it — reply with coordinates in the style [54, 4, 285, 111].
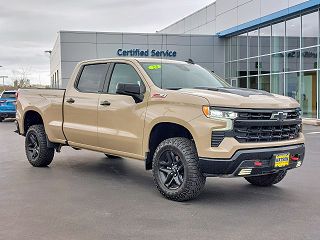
[79, 57, 190, 65]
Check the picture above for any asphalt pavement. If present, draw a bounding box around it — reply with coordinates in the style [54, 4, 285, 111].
[0, 120, 319, 240]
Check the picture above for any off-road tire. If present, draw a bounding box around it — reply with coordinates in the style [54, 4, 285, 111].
[152, 137, 206, 201]
[104, 154, 119, 159]
[245, 170, 287, 187]
[25, 124, 54, 167]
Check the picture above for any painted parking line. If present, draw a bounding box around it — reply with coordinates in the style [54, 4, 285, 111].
[306, 132, 320, 135]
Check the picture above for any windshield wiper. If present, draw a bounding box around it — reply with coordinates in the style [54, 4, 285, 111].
[193, 87, 223, 91]
[165, 87, 182, 90]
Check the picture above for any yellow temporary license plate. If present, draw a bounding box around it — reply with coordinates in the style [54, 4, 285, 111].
[274, 153, 290, 168]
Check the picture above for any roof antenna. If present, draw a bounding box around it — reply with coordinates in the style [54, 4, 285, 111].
[186, 58, 195, 64]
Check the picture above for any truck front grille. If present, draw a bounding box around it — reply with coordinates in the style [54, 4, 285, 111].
[210, 108, 302, 146]
[234, 109, 301, 143]
[234, 123, 301, 143]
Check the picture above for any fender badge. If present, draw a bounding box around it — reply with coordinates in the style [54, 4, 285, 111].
[152, 93, 167, 98]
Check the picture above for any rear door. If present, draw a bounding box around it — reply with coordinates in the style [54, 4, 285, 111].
[97, 62, 149, 157]
[63, 63, 110, 147]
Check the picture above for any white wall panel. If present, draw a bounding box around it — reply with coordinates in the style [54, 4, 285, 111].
[238, 0, 261, 25]
[216, 0, 237, 16]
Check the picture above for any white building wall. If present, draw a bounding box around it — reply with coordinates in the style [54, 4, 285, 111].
[160, 0, 307, 35]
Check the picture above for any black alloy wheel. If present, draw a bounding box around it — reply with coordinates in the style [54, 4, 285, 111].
[27, 132, 40, 161]
[158, 150, 185, 190]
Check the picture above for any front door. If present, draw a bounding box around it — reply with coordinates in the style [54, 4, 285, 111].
[63, 63, 109, 147]
[97, 62, 148, 157]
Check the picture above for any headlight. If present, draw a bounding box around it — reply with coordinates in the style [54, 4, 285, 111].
[202, 106, 238, 119]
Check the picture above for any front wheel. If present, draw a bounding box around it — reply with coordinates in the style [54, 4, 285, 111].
[245, 170, 287, 187]
[25, 125, 54, 167]
[152, 137, 206, 201]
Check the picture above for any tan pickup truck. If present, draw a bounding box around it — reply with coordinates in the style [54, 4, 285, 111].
[16, 58, 305, 201]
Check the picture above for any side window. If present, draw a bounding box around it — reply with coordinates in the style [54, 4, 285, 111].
[107, 64, 144, 94]
[77, 64, 109, 93]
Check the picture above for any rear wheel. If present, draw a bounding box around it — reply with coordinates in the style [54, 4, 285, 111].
[152, 137, 206, 201]
[245, 170, 287, 187]
[25, 125, 54, 167]
[104, 154, 119, 159]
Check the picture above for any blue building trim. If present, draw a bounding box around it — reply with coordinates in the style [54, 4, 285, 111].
[217, 0, 320, 37]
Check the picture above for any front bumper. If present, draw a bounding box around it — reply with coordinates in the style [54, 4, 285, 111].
[199, 144, 305, 177]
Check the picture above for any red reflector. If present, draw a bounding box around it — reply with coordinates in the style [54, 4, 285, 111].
[254, 161, 263, 167]
[291, 156, 299, 161]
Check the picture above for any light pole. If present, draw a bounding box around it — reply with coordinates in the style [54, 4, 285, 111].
[0, 66, 8, 88]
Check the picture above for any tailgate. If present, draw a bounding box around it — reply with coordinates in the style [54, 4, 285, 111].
[17, 89, 66, 143]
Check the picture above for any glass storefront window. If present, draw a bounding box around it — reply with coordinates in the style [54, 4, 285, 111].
[259, 75, 271, 92]
[225, 39, 230, 62]
[302, 11, 319, 48]
[285, 72, 300, 102]
[301, 71, 317, 118]
[238, 59, 247, 77]
[249, 57, 259, 76]
[230, 61, 237, 78]
[318, 71, 320, 119]
[271, 74, 284, 95]
[272, 22, 285, 53]
[286, 17, 301, 50]
[260, 55, 271, 75]
[271, 53, 284, 73]
[249, 76, 258, 89]
[260, 26, 271, 55]
[231, 36, 238, 61]
[238, 77, 248, 88]
[302, 47, 317, 70]
[249, 29, 259, 57]
[225, 63, 230, 79]
[286, 50, 300, 72]
[238, 33, 247, 59]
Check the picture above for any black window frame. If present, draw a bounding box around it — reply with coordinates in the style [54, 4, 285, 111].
[74, 63, 110, 93]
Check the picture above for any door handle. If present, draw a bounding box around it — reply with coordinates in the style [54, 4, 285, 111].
[66, 98, 75, 104]
[100, 100, 111, 106]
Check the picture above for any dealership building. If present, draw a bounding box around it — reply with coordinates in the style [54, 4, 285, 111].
[51, 0, 320, 119]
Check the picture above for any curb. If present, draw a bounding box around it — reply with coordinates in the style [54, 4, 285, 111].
[302, 118, 320, 126]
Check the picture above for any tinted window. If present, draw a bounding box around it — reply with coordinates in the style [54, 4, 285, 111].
[77, 64, 109, 92]
[1, 92, 16, 99]
[108, 64, 144, 94]
[141, 62, 229, 90]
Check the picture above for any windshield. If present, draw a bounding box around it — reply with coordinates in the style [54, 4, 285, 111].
[1, 92, 16, 99]
[141, 62, 230, 90]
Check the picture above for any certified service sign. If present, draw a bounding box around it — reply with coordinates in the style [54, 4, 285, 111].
[117, 49, 177, 58]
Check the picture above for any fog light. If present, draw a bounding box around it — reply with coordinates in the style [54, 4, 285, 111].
[296, 161, 302, 167]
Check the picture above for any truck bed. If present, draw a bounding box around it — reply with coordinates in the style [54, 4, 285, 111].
[17, 89, 67, 144]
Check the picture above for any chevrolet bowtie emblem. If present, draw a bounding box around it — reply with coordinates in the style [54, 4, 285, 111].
[271, 111, 288, 121]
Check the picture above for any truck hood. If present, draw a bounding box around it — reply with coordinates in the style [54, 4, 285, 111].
[178, 87, 300, 109]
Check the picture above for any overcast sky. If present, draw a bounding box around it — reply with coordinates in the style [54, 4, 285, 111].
[0, 0, 214, 86]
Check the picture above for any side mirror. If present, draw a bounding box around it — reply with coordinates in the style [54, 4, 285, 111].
[116, 83, 143, 103]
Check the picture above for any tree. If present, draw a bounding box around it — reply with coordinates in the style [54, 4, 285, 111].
[12, 67, 31, 88]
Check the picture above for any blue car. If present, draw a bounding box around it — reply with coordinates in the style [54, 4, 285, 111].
[0, 90, 17, 122]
